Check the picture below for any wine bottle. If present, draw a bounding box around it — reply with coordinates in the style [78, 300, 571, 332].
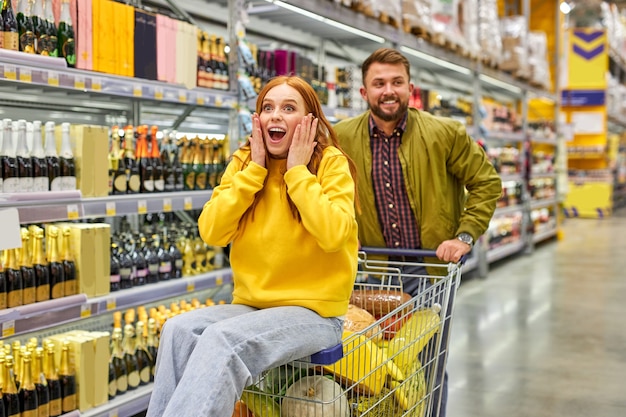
[1, 118, 20, 193]
[123, 125, 141, 194]
[0, 8, 4, 51]
[142, 236, 159, 284]
[15, 119, 34, 193]
[34, 347, 50, 417]
[43, 0, 56, 56]
[17, 0, 36, 53]
[146, 318, 159, 381]
[44, 121, 61, 191]
[61, 226, 76, 296]
[31, 0, 47, 55]
[161, 130, 175, 192]
[45, 346, 62, 417]
[19, 228, 36, 306]
[109, 242, 120, 292]
[122, 324, 140, 390]
[58, 341, 76, 413]
[59, 122, 76, 191]
[5, 248, 23, 308]
[150, 126, 165, 193]
[31, 120, 50, 192]
[172, 134, 184, 192]
[130, 237, 147, 286]
[111, 328, 128, 396]
[169, 231, 183, 279]
[137, 125, 154, 193]
[57, 0, 75, 67]
[47, 226, 65, 300]
[2, 0, 19, 51]
[3, 355, 21, 416]
[155, 234, 171, 281]
[134, 321, 152, 386]
[0, 253, 7, 310]
[19, 350, 39, 417]
[118, 242, 133, 290]
[181, 137, 195, 191]
[192, 138, 207, 190]
[216, 36, 229, 90]
[32, 226, 50, 302]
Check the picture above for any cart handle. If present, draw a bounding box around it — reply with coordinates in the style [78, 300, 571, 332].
[360, 246, 467, 264]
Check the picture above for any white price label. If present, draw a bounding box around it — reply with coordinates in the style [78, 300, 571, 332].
[155, 87, 164, 100]
[138, 200, 147, 214]
[48, 70, 59, 86]
[19, 68, 32, 83]
[178, 92, 187, 103]
[106, 202, 117, 216]
[4, 64, 16, 80]
[67, 204, 80, 219]
[74, 75, 86, 89]
[216, 276, 223, 286]
[163, 198, 172, 212]
[92, 77, 102, 91]
[215, 95, 223, 107]
[106, 298, 117, 311]
[196, 95, 205, 106]
[133, 84, 142, 97]
[186, 282, 195, 293]
[80, 304, 92, 318]
[108, 409, 119, 417]
[2, 321, 15, 338]
[184, 197, 193, 211]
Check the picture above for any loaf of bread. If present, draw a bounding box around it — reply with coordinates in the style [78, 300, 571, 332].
[349, 290, 413, 317]
[344, 304, 382, 342]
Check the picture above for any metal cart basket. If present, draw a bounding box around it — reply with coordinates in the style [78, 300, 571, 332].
[236, 248, 464, 417]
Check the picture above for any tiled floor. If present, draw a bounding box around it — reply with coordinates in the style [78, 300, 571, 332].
[447, 208, 626, 417]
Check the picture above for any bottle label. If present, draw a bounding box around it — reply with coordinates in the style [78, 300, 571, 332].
[185, 172, 196, 190]
[63, 176, 77, 191]
[33, 177, 50, 192]
[117, 374, 128, 393]
[48, 35, 58, 57]
[114, 174, 127, 193]
[22, 410, 37, 417]
[8, 289, 23, 308]
[109, 380, 117, 398]
[20, 176, 34, 193]
[23, 287, 36, 305]
[128, 370, 140, 388]
[143, 179, 154, 192]
[37, 402, 50, 417]
[120, 268, 132, 279]
[49, 398, 62, 416]
[64, 279, 76, 296]
[50, 177, 64, 192]
[4, 32, 19, 51]
[0, 293, 6, 310]
[62, 392, 76, 413]
[148, 264, 159, 274]
[110, 274, 121, 283]
[140, 366, 151, 383]
[159, 262, 172, 273]
[195, 172, 207, 190]
[52, 282, 64, 299]
[37, 34, 49, 55]
[175, 259, 184, 269]
[3, 177, 20, 193]
[20, 30, 36, 53]
[128, 174, 141, 193]
[136, 268, 147, 278]
[154, 178, 165, 192]
[37, 284, 50, 302]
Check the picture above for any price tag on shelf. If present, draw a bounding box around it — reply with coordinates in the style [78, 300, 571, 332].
[133, 84, 142, 97]
[184, 196, 193, 211]
[48, 70, 59, 86]
[155, 86, 164, 100]
[106, 202, 117, 216]
[196, 95, 205, 106]
[80, 304, 91, 318]
[163, 198, 172, 212]
[4, 64, 16, 80]
[92, 77, 102, 91]
[106, 298, 117, 311]
[216, 276, 223, 286]
[74, 75, 85, 89]
[215, 95, 223, 107]
[67, 204, 80, 220]
[2, 321, 15, 338]
[108, 409, 119, 417]
[178, 92, 187, 103]
[138, 200, 147, 214]
[19, 68, 32, 83]
[186, 282, 195, 293]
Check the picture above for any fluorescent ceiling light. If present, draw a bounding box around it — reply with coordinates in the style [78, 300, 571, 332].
[267, 0, 385, 44]
[560, 2, 572, 14]
[400, 46, 472, 75]
[479, 74, 522, 94]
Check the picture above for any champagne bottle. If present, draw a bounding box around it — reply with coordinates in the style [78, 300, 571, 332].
[16, 119, 34, 193]
[122, 324, 140, 390]
[172, 134, 184, 192]
[192, 138, 206, 190]
[161, 130, 175, 192]
[207, 35, 219, 89]
[216, 36, 229, 90]
[34, 347, 50, 417]
[59, 122, 76, 191]
[110, 242, 121, 292]
[142, 236, 159, 284]
[58, 341, 76, 413]
[32, 0, 48, 55]
[19, 228, 36, 306]
[118, 242, 133, 290]
[44, 121, 61, 191]
[134, 321, 152, 386]
[61, 226, 76, 296]
[32, 226, 50, 302]
[57, 0, 75, 67]
[0, 8, 4, 50]
[123, 125, 140, 194]
[196, 30, 206, 87]
[146, 318, 159, 381]
[19, 350, 39, 417]
[5, 248, 23, 308]
[150, 126, 165, 193]
[137, 125, 154, 193]
[110, 126, 127, 195]
[181, 137, 195, 191]
[2, 0, 19, 51]
[47, 226, 65, 300]
[43, 0, 56, 56]
[107, 359, 117, 400]
[0, 252, 7, 310]
[17, 0, 36, 53]
[45, 346, 62, 417]
[130, 237, 147, 286]
[3, 355, 20, 417]
[1, 118, 20, 193]
[31, 120, 49, 192]
[111, 328, 128, 396]
[169, 231, 183, 279]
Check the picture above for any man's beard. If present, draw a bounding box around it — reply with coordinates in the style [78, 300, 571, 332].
[369, 97, 409, 122]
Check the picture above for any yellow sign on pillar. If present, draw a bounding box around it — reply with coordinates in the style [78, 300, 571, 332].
[566, 28, 607, 89]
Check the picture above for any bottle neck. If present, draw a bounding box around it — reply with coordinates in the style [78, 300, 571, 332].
[1, 122, 16, 157]
[59, 344, 71, 375]
[45, 124, 58, 157]
[59, 0, 71, 24]
[44, 0, 54, 22]
[62, 230, 73, 261]
[32, 234, 45, 265]
[33, 0, 43, 17]
[48, 231, 61, 263]
[15, 121, 30, 157]
[60, 125, 73, 158]
[31, 122, 45, 157]
[21, 357, 34, 388]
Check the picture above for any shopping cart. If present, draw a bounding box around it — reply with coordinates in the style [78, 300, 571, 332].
[235, 248, 464, 417]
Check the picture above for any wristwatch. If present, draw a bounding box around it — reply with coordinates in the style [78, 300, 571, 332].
[457, 232, 474, 248]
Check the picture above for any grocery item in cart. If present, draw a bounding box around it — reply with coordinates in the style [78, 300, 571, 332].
[281, 375, 349, 417]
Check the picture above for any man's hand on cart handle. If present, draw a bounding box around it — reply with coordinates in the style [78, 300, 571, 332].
[436, 238, 472, 263]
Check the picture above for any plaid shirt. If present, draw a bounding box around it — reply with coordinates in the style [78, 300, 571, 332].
[369, 114, 421, 249]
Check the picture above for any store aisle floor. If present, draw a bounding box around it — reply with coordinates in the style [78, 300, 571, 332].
[447, 208, 626, 417]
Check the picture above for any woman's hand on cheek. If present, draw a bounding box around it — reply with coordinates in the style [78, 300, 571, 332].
[250, 113, 266, 167]
[287, 114, 318, 170]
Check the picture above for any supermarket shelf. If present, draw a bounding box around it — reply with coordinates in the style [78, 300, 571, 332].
[529, 134, 558, 145]
[485, 131, 526, 142]
[530, 198, 558, 210]
[494, 204, 524, 216]
[0, 269, 232, 339]
[533, 226, 558, 244]
[0, 50, 237, 109]
[81, 384, 153, 417]
[0, 190, 214, 223]
[530, 171, 557, 179]
[567, 152, 606, 159]
[486, 240, 525, 263]
[500, 173, 524, 183]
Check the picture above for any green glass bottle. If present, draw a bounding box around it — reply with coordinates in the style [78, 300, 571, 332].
[57, 0, 75, 66]
[44, 0, 57, 57]
[2, 0, 19, 51]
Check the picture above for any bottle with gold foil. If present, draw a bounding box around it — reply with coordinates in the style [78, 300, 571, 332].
[19, 350, 39, 417]
[123, 125, 141, 194]
[61, 227, 76, 296]
[110, 127, 127, 195]
[201, 31, 213, 88]
[137, 125, 154, 193]
[47, 226, 65, 300]
[17, 0, 36, 53]
[122, 324, 140, 390]
[149, 126, 165, 193]
[59, 122, 76, 191]
[58, 340, 76, 413]
[0, 251, 7, 310]
[57, 0, 75, 67]
[216, 36, 229, 90]
[181, 137, 195, 191]
[146, 318, 159, 381]
[172, 134, 184, 192]
[32, 0, 48, 55]
[19, 228, 36, 306]
[45, 345, 62, 417]
[134, 321, 152, 386]
[111, 328, 128, 396]
[5, 247, 23, 308]
[2, 0, 19, 51]
[32, 226, 50, 302]
[192, 138, 206, 190]
[3, 355, 20, 416]
[43, 0, 57, 56]
[34, 347, 50, 417]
